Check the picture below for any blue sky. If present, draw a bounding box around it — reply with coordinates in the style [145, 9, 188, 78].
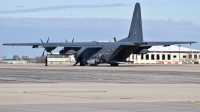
[0, 0, 200, 56]
[1, 0, 200, 23]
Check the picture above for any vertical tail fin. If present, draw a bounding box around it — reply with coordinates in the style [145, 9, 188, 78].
[119, 3, 143, 42]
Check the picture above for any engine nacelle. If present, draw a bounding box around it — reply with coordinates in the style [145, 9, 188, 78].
[139, 49, 149, 54]
[66, 50, 76, 55]
[45, 47, 56, 52]
[59, 49, 76, 55]
[59, 50, 66, 55]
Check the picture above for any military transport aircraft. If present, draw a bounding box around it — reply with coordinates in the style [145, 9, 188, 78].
[3, 3, 197, 66]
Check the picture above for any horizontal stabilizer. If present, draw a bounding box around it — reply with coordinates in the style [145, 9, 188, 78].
[142, 41, 197, 46]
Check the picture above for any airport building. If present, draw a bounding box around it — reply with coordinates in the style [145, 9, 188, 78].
[0, 57, 3, 61]
[129, 45, 200, 64]
[47, 53, 75, 64]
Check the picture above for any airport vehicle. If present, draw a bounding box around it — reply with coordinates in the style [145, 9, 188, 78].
[3, 3, 197, 66]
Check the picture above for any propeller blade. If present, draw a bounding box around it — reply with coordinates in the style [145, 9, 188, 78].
[42, 49, 45, 56]
[40, 37, 52, 56]
[47, 37, 50, 43]
[40, 39, 44, 43]
[65, 39, 68, 43]
[72, 38, 74, 43]
[50, 52, 52, 54]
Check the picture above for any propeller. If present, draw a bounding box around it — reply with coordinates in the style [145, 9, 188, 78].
[40, 37, 52, 56]
[113, 37, 116, 42]
[65, 38, 74, 43]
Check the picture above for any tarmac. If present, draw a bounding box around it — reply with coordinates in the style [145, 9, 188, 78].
[0, 63, 200, 112]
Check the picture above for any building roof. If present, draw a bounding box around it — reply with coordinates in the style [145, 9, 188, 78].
[149, 45, 200, 52]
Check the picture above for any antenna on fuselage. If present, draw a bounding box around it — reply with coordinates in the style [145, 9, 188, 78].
[113, 37, 116, 42]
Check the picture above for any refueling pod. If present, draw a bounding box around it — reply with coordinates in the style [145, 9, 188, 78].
[59, 49, 76, 55]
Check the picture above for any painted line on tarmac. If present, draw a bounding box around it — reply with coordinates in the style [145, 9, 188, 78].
[190, 101, 200, 105]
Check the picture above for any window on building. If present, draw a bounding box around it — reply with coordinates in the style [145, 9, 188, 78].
[167, 54, 171, 60]
[151, 54, 154, 60]
[173, 55, 177, 58]
[146, 54, 149, 60]
[132, 54, 134, 59]
[141, 54, 144, 60]
[194, 55, 197, 59]
[183, 55, 186, 58]
[162, 54, 165, 60]
[189, 55, 192, 59]
[156, 54, 160, 60]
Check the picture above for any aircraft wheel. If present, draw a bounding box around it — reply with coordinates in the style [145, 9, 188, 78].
[90, 64, 98, 66]
[80, 62, 86, 66]
[110, 63, 118, 66]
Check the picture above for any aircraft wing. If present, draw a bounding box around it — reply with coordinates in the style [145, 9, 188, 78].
[142, 41, 197, 47]
[2, 42, 103, 48]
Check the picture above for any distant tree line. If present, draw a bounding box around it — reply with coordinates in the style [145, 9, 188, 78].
[34, 56, 46, 63]
[3, 55, 46, 63]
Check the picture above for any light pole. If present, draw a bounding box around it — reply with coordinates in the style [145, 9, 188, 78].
[177, 45, 181, 62]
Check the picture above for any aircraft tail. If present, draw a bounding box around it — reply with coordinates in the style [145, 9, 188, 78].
[119, 3, 143, 42]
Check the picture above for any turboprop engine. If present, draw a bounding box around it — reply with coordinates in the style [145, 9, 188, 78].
[39, 38, 56, 56]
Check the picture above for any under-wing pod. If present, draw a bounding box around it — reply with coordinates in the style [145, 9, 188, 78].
[66, 49, 76, 55]
[59, 50, 66, 55]
[59, 49, 76, 55]
[87, 59, 98, 64]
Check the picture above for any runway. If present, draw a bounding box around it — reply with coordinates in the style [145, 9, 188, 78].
[0, 64, 200, 112]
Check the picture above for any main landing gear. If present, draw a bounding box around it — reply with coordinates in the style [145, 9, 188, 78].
[110, 63, 118, 66]
[45, 56, 48, 66]
[80, 62, 86, 66]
